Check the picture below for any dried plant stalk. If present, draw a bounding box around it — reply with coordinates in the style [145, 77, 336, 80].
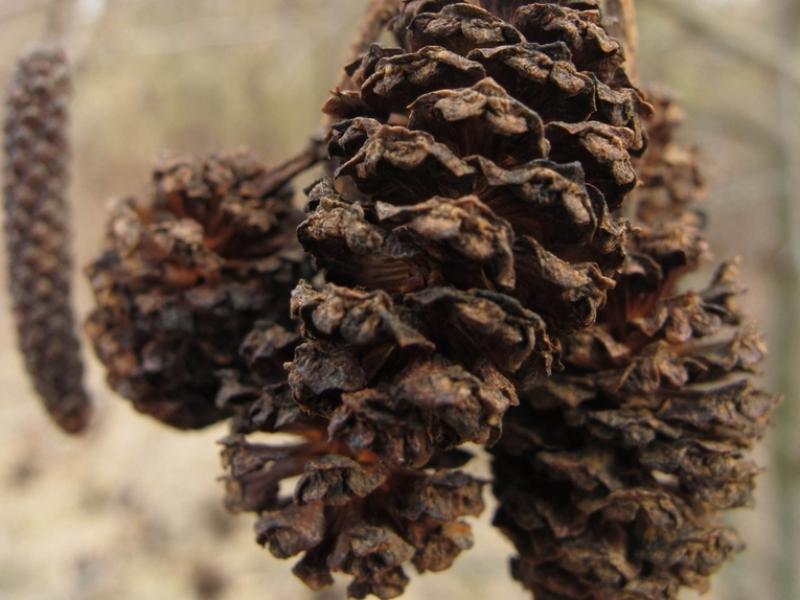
[3, 45, 90, 434]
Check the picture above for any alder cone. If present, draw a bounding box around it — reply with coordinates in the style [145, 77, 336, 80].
[630, 93, 706, 247]
[490, 95, 780, 599]
[3, 46, 90, 434]
[299, 0, 652, 449]
[220, 294, 493, 599]
[222, 1, 649, 597]
[85, 152, 308, 429]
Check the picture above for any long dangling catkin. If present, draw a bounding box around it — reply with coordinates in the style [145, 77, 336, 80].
[85, 150, 312, 429]
[3, 45, 90, 434]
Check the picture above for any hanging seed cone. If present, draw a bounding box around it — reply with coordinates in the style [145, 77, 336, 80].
[224, 2, 651, 597]
[220, 321, 486, 599]
[300, 0, 654, 436]
[85, 151, 310, 429]
[220, 288, 496, 598]
[490, 94, 780, 599]
[3, 45, 91, 434]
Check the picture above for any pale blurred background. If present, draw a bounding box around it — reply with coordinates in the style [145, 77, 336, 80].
[0, 1, 798, 599]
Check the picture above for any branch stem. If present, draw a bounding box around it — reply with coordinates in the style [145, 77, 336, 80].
[601, 0, 639, 78]
[256, 136, 327, 198]
[43, 0, 72, 43]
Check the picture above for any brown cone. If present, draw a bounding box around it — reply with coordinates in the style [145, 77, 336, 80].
[226, 2, 651, 597]
[490, 93, 780, 599]
[85, 151, 310, 429]
[294, 0, 651, 465]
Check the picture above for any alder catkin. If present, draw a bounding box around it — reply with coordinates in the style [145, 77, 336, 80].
[3, 45, 90, 434]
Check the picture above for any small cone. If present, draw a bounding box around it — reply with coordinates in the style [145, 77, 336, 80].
[85, 151, 310, 429]
[490, 93, 780, 600]
[227, 2, 650, 597]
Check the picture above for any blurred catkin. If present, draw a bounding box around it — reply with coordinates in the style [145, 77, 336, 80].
[3, 45, 90, 434]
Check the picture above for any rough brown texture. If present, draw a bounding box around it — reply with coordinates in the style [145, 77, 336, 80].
[221, 1, 648, 597]
[303, 0, 649, 454]
[80, 3, 777, 598]
[85, 151, 309, 429]
[3, 45, 90, 434]
[490, 94, 780, 600]
[220, 296, 490, 599]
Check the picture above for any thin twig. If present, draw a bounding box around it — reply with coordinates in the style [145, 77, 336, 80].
[323, 0, 402, 130]
[42, 0, 72, 43]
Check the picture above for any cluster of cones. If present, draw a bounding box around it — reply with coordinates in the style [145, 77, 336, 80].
[4, 1, 777, 599]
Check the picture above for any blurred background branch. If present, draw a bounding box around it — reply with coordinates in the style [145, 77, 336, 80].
[43, 0, 73, 42]
[641, 0, 800, 89]
[772, 0, 800, 597]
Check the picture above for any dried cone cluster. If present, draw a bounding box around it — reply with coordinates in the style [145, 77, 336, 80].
[490, 94, 780, 599]
[81, 1, 777, 598]
[85, 152, 308, 429]
[223, 1, 652, 597]
[3, 46, 90, 433]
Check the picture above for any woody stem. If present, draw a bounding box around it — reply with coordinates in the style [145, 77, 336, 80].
[601, 0, 639, 79]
